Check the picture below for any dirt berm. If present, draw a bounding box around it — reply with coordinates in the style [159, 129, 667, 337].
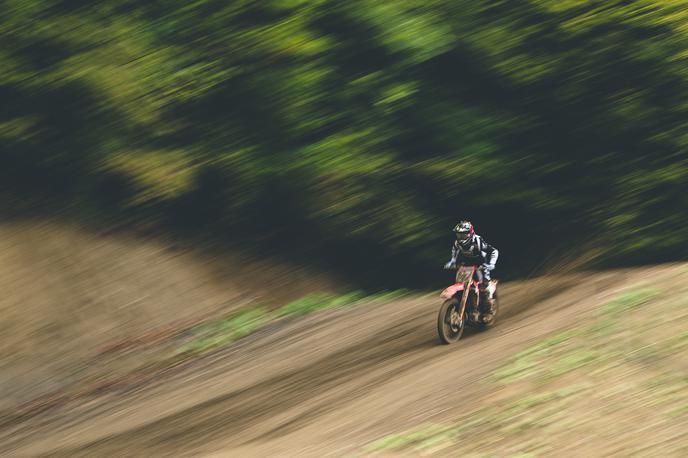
[0, 223, 685, 456]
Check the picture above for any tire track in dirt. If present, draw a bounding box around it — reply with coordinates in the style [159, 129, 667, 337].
[37, 314, 452, 456]
[3, 271, 639, 457]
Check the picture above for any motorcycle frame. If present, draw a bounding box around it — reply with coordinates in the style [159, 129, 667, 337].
[440, 265, 480, 325]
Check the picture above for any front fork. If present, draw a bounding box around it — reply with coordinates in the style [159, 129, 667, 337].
[456, 282, 473, 326]
[458, 284, 491, 323]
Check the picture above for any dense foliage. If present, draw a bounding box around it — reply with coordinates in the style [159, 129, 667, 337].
[1, 0, 687, 287]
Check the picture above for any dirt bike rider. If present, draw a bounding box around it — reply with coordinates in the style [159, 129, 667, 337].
[444, 221, 499, 318]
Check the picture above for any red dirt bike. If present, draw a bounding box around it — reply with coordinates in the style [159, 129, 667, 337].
[437, 265, 499, 344]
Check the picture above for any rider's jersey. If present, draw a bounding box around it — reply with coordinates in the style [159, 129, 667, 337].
[451, 234, 499, 268]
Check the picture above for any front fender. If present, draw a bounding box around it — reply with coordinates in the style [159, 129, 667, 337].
[440, 283, 465, 299]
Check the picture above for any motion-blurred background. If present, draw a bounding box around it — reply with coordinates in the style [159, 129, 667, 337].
[3, 0, 686, 289]
[3, 2, 688, 455]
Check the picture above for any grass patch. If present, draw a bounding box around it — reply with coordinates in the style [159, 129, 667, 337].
[366, 289, 413, 303]
[550, 349, 602, 376]
[585, 317, 619, 337]
[276, 290, 412, 317]
[276, 291, 366, 317]
[668, 405, 688, 418]
[179, 290, 411, 356]
[602, 288, 659, 315]
[367, 424, 454, 452]
[492, 330, 577, 383]
[505, 384, 592, 415]
[177, 308, 268, 355]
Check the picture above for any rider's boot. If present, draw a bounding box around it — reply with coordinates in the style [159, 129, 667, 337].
[479, 282, 496, 322]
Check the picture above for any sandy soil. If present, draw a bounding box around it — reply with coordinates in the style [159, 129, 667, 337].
[3, 263, 675, 457]
[0, 221, 342, 411]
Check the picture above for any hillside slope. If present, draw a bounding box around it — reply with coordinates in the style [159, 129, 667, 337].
[2, 252, 686, 456]
[0, 221, 340, 411]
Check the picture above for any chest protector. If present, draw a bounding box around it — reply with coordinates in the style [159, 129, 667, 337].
[456, 236, 485, 265]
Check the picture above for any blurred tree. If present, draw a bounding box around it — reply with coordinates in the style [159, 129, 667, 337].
[1, 0, 686, 287]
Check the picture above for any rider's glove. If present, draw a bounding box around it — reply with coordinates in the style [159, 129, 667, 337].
[444, 260, 456, 270]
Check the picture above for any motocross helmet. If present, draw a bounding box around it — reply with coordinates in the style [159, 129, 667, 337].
[453, 221, 474, 247]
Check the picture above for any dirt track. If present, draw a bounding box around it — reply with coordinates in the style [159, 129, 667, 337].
[0, 267, 668, 457]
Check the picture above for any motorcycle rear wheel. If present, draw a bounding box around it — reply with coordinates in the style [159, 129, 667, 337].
[438, 297, 465, 344]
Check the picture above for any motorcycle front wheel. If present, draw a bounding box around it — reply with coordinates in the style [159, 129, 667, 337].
[438, 297, 465, 344]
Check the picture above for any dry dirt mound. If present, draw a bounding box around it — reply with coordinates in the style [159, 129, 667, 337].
[1, 222, 684, 456]
[0, 221, 341, 411]
[4, 259, 684, 456]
